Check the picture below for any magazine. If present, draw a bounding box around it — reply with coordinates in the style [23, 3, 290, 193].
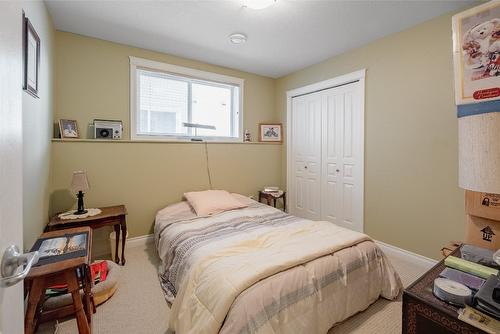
[38, 233, 87, 258]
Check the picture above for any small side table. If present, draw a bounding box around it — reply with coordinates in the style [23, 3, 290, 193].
[25, 226, 94, 334]
[259, 191, 286, 211]
[47, 205, 128, 265]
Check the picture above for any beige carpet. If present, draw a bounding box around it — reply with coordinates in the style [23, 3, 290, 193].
[37, 243, 429, 334]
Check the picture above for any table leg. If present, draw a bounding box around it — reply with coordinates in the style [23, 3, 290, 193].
[65, 269, 91, 334]
[113, 224, 120, 264]
[283, 193, 286, 212]
[273, 198, 277, 208]
[25, 277, 45, 334]
[121, 217, 127, 265]
[266, 197, 272, 206]
[83, 265, 93, 323]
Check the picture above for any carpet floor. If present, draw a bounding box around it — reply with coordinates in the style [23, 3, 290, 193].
[37, 243, 429, 334]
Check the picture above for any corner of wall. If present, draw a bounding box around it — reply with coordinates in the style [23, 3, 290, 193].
[21, 0, 56, 249]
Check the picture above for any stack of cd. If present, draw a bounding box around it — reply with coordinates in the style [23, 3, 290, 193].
[433, 277, 473, 306]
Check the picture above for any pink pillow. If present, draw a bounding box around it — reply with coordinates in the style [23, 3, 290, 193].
[184, 190, 248, 216]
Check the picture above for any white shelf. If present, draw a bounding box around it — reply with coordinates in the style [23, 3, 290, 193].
[51, 138, 282, 145]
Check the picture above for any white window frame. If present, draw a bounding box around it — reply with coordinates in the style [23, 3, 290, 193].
[130, 56, 244, 142]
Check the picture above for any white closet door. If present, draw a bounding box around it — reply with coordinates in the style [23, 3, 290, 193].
[290, 91, 322, 220]
[321, 82, 363, 232]
[289, 80, 363, 232]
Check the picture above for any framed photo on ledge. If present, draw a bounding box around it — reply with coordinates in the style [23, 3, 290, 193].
[23, 12, 40, 98]
[59, 119, 80, 139]
[259, 123, 282, 142]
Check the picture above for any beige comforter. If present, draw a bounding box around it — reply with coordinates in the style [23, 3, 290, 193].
[155, 195, 402, 334]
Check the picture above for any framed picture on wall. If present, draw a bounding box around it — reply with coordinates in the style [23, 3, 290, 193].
[22, 12, 40, 98]
[452, 2, 500, 105]
[259, 123, 282, 142]
[59, 119, 80, 139]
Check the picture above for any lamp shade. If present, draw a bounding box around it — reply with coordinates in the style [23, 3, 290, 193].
[71, 170, 90, 193]
[459, 113, 500, 194]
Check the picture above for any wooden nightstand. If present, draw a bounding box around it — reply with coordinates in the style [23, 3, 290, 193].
[25, 226, 94, 334]
[47, 205, 127, 265]
[258, 191, 286, 211]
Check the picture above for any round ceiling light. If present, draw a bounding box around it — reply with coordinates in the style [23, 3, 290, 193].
[243, 0, 276, 10]
[229, 33, 247, 44]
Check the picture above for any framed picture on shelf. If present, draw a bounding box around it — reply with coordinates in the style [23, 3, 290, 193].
[22, 12, 40, 98]
[452, 2, 500, 105]
[59, 119, 80, 139]
[259, 123, 282, 142]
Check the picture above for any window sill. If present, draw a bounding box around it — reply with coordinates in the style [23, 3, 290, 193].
[51, 138, 282, 145]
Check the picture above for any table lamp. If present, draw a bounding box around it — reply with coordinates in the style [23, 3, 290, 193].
[71, 170, 90, 215]
[459, 112, 500, 194]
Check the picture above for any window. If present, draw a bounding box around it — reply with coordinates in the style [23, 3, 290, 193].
[130, 57, 243, 141]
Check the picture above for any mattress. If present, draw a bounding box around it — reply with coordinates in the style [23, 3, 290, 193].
[154, 194, 402, 334]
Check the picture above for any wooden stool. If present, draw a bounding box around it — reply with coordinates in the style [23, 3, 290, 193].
[25, 227, 94, 334]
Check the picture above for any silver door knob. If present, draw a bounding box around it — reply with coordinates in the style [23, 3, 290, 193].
[0, 245, 39, 287]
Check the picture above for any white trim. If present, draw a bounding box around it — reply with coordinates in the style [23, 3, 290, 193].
[129, 56, 244, 86]
[286, 69, 366, 232]
[92, 234, 155, 258]
[126, 233, 155, 249]
[286, 69, 366, 99]
[129, 56, 244, 142]
[375, 240, 438, 269]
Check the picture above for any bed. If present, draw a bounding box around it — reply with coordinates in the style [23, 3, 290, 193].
[154, 193, 402, 334]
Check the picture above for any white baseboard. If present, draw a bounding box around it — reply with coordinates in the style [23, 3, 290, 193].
[375, 240, 438, 269]
[127, 233, 155, 249]
[92, 233, 154, 258]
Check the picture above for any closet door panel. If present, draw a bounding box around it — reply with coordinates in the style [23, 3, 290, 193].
[291, 94, 321, 220]
[339, 86, 361, 231]
[321, 93, 340, 223]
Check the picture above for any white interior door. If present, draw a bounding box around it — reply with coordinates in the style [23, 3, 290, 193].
[321, 82, 363, 232]
[290, 91, 322, 220]
[0, 2, 25, 334]
[289, 78, 364, 232]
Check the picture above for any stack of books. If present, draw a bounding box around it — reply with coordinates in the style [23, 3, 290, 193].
[262, 187, 284, 198]
[434, 246, 500, 333]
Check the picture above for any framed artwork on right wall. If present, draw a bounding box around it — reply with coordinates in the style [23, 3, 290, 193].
[452, 1, 500, 105]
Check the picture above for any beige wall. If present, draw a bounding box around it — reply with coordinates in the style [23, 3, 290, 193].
[52, 32, 281, 250]
[22, 1, 55, 249]
[276, 12, 465, 259]
[54, 31, 276, 139]
[51, 142, 281, 238]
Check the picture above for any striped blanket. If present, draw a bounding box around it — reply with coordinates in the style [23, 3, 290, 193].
[154, 196, 402, 334]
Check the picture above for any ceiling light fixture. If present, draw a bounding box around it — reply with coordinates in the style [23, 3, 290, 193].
[243, 0, 276, 10]
[229, 33, 247, 44]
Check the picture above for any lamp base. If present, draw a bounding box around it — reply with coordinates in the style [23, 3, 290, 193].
[73, 209, 88, 215]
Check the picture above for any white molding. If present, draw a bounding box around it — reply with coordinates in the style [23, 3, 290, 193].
[286, 69, 366, 98]
[375, 240, 438, 269]
[129, 56, 244, 142]
[129, 56, 245, 86]
[92, 234, 155, 258]
[286, 69, 366, 232]
[126, 233, 155, 249]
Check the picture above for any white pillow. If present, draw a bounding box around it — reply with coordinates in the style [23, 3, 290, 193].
[184, 190, 248, 216]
